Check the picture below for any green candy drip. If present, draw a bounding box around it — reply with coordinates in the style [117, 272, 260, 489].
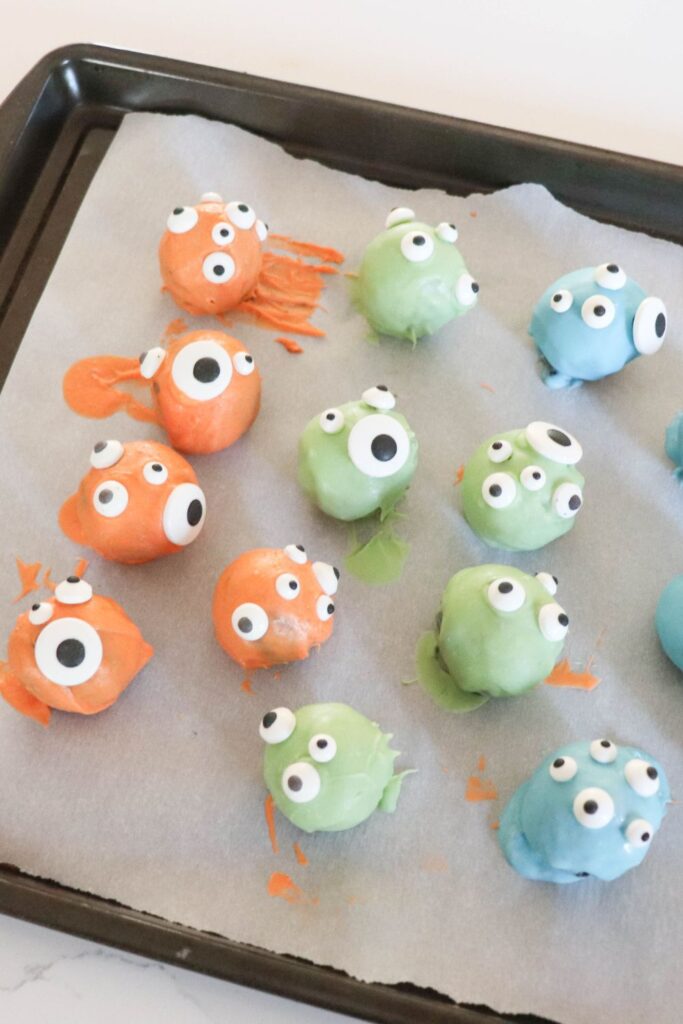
[345, 512, 410, 585]
[415, 631, 490, 712]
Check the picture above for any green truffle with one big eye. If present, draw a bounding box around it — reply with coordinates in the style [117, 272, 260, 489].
[461, 421, 585, 551]
[261, 703, 413, 833]
[416, 564, 568, 712]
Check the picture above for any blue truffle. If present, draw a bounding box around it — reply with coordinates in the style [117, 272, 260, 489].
[499, 740, 670, 883]
[530, 264, 667, 389]
[665, 412, 683, 481]
[656, 575, 683, 671]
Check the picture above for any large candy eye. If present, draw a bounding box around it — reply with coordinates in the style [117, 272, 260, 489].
[232, 603, 268, 641]
[316, 596, 335, 622]
[481, 472, 516, 509]
[29, 602, 53, 626]
[624, 759, 660, 797]
[202, 252, 236, 284]
[90, 440, 124, 470]
[309, 734, 337, 763]
[534, 572, 558, 596]
[312, 562, 339, 596]
[34, 617, 103, 687]
[487, 577, 525, 612]
[55, 576, 92, 605]
[581, 295, 615, 329]
[143, 461, 169, 485]
[362, 385, 396, 411]
[436, 222, 458, 243]
[226, 201, 256, 230]
[139, 348, 166, 380]
[400, 231, 434, 263]
[626, 818, 654, 848]
[282, 762, 321, 803]
[319, 408, 345, 434]
[550, 289, 572, 313]
[167, 206, 198, 234]
[171, 339, 233, 401]
[595, 263, 626, 290]
[456, 274, 479, 307]
[163, 484, 206, 545]
[549, 755, 577, 782]
[633, 297, 667, 355]
[573, 788, 615, 829]
[233, 352, 256, 376]
[255, 220, 268, 241]
[590, 739, 618, 764]
[275, 573, 300, 601]
[211, 222, 235, 246]
[93, 480, 128, 518]
[521, 465, 546, 491]
[284, 544, 307, 565]
[487, 440, 512, 463]
[347, 413, 410, 479]
[538, 602, 569, 641]
[526, 422, 582, 465]
[553, 482, 583, 518]
[259, 707, 295, 744]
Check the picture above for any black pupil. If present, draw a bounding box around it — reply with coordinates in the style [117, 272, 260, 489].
[317, 739, 328, 749]
[584, 800, 598, 815]
[413, 235, 426, 246]
[152, 464, 163, 472]
[371, 434, 398, 462]
[601, 740, 611, 748]
[568, 495, 581, 511]
[553, 293, 563, 303]
[607, 264, 619, 272]
[655, 312, 666, 337]
[93, 441, 106, 453]
[471, 282, 480, 293]
[647, 767, 658, 780]
[377, 385, 388, 391]
[288, 580, 298, 590]
[56, 638, 86, 669]
[489, 484, 502, 497]
[326, 413, 336, 421]
[554, 758, 565, 768]
[173, 207, 183, 215]
[296, 545, 305, 552]
[642, 832, 650, 842]
[212, 264, 225, 276]
[498, 582, 513, 594]
[533, 471, 541, 480]
[238, 617, 252, 634]
[67, 576, 79, 584]
[262, 711, 276, 729]
[193, 357, 221, 383]
[492, 442, 502, 450]
[98, 489, 113, 504]
[558, 613, 569, 627]
[288, 775, 303, 792]
[548, 428, 571, 447]
[594, 305, 606, 317]
[220, 228, 230, 237]
[238, 204, 249, 212]
[327, 603, 334, 615]
[187, 499, 203, 527]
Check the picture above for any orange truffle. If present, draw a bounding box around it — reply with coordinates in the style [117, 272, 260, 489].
[59, 439, 206, 564]
[0, 575, 153, 726]
[213, 545, 340, 670]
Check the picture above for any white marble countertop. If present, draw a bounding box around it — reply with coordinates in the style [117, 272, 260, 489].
[0, 1, 681, 1020]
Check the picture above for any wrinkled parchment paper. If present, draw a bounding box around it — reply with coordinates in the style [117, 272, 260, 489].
[0, 112, 682, 1024]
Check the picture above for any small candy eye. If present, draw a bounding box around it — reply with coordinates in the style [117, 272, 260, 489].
[553, 482, 583, 519]
[549, 755, 577, 782]
[199, 192, 223, 204]
[481, 472, 516, 509]
[347, 413, 411, 479]
[284, 544, 307, 565]
[211, 222, 235, 246]
[362, 385, 396, 411]
[312, 561, 339, 596]
[487, 577, 526, 612]
[226, 201, 256, 230]
[624, 759, 660, 797]
[139, 347, 166, 380]
[275, 573, 300, 601]
[282, 762, 321, 803]
[538, 602, 569, 641]
[625, 818, 654, 849]
[534, 572, 558, 596]
[400, 231, 434, 263]
[255, 220, 268, 241]
[487, 440, 512, 463]
[590, 739, 618, 764]
[633, 297, 667, 355]
[316, 595, 335, 621]
[93, 480, 129, 518]
[436, 222, 458, 243]
[526, 422, 582, 465]
[55, 576, 92, 605]
[581, 294, 615, 329]
[319, 408, 345, 434]
[143, 461, 169, 485]
[385, 207, 415, 229]
[29, 602, 53, 626]
[521, 465, 546, 491]
[162, 484, 206, 546]
[172, 339, 233, 401]
[233, 352, 256, 376]
[90, 439, 124, 470]
[232, 602, 269, 641]
[550, 289, 572, 313]
[309, 734, 337, 763]
[259, 707, 296, 744]
[34, 617, 103, 688]
[595, 263, 627, 290]
[573, 787, 615, 829]
[202, 252, 236, 284]
[456, 273, 479, 307]
[167, 206, 198, 234]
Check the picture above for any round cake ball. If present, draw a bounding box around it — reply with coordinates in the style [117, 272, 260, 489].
[261, 703, 412, 832]
[461, 421, 584, 551]
[499, 740, 670, 882]
[530, 263, 667, 389]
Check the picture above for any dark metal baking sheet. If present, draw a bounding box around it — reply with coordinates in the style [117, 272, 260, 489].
[0, 42, 680, 1024]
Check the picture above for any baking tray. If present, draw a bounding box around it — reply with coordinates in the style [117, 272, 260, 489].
[0, 43, 681, 1024]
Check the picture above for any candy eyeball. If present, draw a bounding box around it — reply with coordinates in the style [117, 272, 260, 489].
[581, 294, 615, 329]
[436, 222, 458, 243]
[347, 413, 410, 479]
[487, 440, 512, 463]
[550, 289, 572, 313]
[171, 339, 233, 401]
[260, 707, 296, 744]
[167, 206, 198, 234]
[521, 465, 546, 491]
[319, 408, 345, 434]
[90, 439, 124, 470]
[202, 252, 236, 284]
[482, 472, 516, 509]
[526, 422, 583, 466]
[633, 297, 667, 355]
[162, 483, 206, 545]
[28, 602, 53, 626]
[624, 759, 660, 797]
[553, 482, 583, 519]
[361, 385, 396, 411]
[487, 577, 526, 613]
[312, 561, 339, 596]
[211, 222, 236, 246]
[538, 602, 569, 642]
[534, 572, 558, 596]
[595, 263, 626, 290]
[284, 544, 307, 565]
[255, 220, 268, 241]
[34, 616, 103, 688]
[385, 207, 415, 229]
[143, 461, 169, 485]
[590, 739, 618, 764]
[549, 755, 577, 782]
[316, 595, 335, 621]
[93, 480, 129, 518]
[456, 274, 479, 307]
[282, 762, 321, 803]
[400, 231, 434, 263]
[573, 787, 615, 829]
[275, 573, 300, 600]
[232, 602, 269, 641]
[233, 351, 255, 376]
[226, 201, 256, 230]
[625, 818, 653, 848]
[55, 576, 93, 605]
[139, 347, 166, 380]
[308, 734, 337, 763]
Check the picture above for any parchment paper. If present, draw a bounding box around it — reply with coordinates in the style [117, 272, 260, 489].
[0, 112, 682, 1024]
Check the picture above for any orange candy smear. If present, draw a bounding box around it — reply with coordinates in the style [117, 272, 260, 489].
[63, 356, 157, 423]
[545, 659, 601, 690]
[13, 558, 42, 603]
[465, 776, 498, 802]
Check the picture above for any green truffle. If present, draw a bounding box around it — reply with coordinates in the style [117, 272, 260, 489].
[262, 703, 412, 833]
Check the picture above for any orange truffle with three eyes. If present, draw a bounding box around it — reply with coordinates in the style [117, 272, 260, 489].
[59, 439, 207, 564]
[212, 545, 340, 670]
[0, 574, 153, 726]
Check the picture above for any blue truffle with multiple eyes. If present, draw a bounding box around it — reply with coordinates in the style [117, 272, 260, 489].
[499, 739, 670, 883]
[530, 263, 667, 389]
